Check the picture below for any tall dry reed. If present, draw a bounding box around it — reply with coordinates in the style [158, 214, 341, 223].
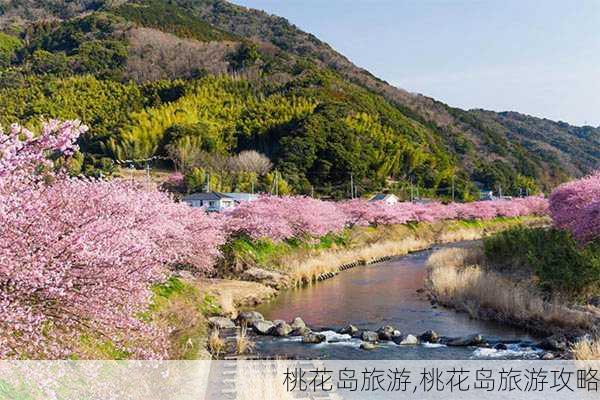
[426, 247, 592, 331]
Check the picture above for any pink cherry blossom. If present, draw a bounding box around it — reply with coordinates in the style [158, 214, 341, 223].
[0, 121, 224, 359]
[550, 171, 600, 244]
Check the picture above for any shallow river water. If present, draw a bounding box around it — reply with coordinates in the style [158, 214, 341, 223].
[253, 242, 542, 360]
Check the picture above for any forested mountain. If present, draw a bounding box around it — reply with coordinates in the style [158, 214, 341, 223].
[0, 0, 597, 199]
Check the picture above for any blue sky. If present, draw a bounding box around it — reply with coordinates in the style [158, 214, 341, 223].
[231, 0, 600, 126]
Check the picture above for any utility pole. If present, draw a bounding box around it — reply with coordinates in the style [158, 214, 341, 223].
[311, 185, 314, 198]
[350, 174, 355, 199]
[251, 180, 254, 195]
[205, 173, 210, 193]
[499, 184, 502, 198]
[145, 162, 151, 190]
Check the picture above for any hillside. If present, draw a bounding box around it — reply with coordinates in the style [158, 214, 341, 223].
[0, 0, 597, 199]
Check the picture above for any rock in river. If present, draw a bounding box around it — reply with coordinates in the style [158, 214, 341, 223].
[253, 320, 275, 335]
[538, 335, 568, 352]
[360, 342, 377, 350]
[290, 317, 306, 331]
[208, 317, 236, 330]
[394, 334, 418, 345]
[237, 311, 264, 326]
[339, 324, 359, 336]
[419, 330, 439, 343]
[302, 333, 326, 344]
[446, 334, 486, 347]
[361, 331, 379, 342]
[291, 326, 311, 337]
[542, 352, 556, 360]
[377, 325, 396, 341]
[273, 322, 292, 337]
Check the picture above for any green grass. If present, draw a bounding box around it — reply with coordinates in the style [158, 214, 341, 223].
[145, 277, 221, 359]
[225, 231, 350, 271]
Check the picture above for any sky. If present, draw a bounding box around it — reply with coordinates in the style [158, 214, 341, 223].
[231, 0, 600, 126]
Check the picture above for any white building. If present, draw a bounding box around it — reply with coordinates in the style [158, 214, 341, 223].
[369, 193, 400, 205]
[182, 192, 258, 212]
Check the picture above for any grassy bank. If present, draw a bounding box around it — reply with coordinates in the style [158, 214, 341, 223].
[223, 216, 548, 287]
[148, 277, 275, 359]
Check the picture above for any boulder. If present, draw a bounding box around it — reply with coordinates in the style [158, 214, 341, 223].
[241, 267, 290, 289]
[419, 330, 439, 343]
[253, 320, 275, 335]
[291, 326, 311, 337]
[395, 334, 418, 345]
[302, 333, 326, 344]
[290, 317, 306, 331]
[339, 325, 359, 336]
[208, 316, 236, 330]
[273, 322, 292, 337]
[377, 326, 396, 341]
[272, 319, 286, 327]
[447, 334, 486, 347]
[538, 335, 568, 352]
[542, 352, 555, 360]
[360, 342, 377, 350]
[588, 296, 600, 308]
[494, 343, 508, 351]
[361, 331, 379, 342]
[237, 311, 264, 327]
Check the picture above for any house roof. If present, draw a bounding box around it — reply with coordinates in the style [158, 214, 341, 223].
[370, 193, 398, 201]
[222, 192, 258, 202]
[182, 192, 234, 201]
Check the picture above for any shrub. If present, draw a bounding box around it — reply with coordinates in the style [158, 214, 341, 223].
[484, 227, 600, 296]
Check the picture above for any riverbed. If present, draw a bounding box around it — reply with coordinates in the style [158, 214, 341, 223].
[252, 242, 542, 359]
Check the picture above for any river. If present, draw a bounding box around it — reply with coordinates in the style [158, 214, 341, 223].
[252, 242, 542, 359]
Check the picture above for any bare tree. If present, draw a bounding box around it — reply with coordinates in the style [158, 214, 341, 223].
[230, 150, 273, 175]
[166, 136, 204, 172]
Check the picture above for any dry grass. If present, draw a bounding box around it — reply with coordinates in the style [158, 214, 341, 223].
[572, 338, 600, 360]
[276, 217, 548, 287]
[286, 237, 429, 285]
[426, 247, 593, 332]
[218, 291, 237, 319]
[202, 278, 277, 307]
[426, 247, 486, 270]
[207, 329, 225, 358]
[438, 228, 485, 243]
[235, 326, 255, 355]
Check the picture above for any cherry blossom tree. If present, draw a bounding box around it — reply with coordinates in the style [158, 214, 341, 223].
[224, 196, 346, 240]
[550, 171, 600, 244]
[0, 120, 224, 359]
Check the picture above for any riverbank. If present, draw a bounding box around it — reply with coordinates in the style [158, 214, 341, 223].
[164, 216, 548, 359]
[425, 243, 600, 357]
[221, 216, 548, 288]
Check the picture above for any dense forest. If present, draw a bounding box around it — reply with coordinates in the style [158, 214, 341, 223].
[0, 0, 598, 199]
